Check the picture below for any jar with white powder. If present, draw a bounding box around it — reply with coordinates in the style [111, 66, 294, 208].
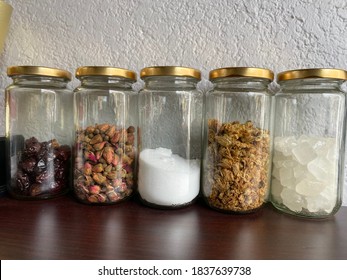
[271, 68, 347, 218]
[138, 66, 202, 208]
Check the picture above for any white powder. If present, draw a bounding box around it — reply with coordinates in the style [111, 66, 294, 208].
[138, 148, 200, 206]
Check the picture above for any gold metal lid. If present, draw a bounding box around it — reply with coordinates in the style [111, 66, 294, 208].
[7, 66, 72, 80]
[140, 66, 201, 80]
[209, 67, 274, 81]
[75, 66, 136, 80]
[278, 68, 347, 81]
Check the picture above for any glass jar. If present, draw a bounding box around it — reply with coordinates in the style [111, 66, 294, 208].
[5, 66, 73, 199]
[73, 66, 137, 204]
[271, 68, 347, 218]
[202, 67, 274, 213]
[138, 66, 202, 208]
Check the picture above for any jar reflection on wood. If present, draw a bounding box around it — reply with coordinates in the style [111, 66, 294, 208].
[73, 66, 138, 204]
[138, 66, 203, 208]
[5, 66, 73, 199]
[202, 67, 274, 213]
[271, 68, 347, 218]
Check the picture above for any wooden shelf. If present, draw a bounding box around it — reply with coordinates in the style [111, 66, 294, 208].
[0, 194, 346, 259]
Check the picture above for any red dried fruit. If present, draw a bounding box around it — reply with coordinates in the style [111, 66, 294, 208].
[20, 157, 36, 173]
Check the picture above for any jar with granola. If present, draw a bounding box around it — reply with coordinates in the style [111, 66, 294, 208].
[202, 67, 274, 213]
[5, 66, 73, 199]
[271, 68, 347, 218]
[138, 66, 203, 208]
[73, 66, 138, 204]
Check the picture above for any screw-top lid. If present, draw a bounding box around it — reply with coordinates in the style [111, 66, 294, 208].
[7, 66, 72, 80]
[140, 66, 201, 80]
[209, 67, 274, 81]
[277, 68, 347, 81]
[0, 0, 12, 53]
[75, 66, 137, 81]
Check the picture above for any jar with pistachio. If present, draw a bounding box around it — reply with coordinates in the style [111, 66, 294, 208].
[73, 66, 138, 204]
[202, 67, 274, 213]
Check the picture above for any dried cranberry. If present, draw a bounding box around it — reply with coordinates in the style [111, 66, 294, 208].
[49, 180, 64, 193]
[24, 137, 41, 157]
[54, 165, 66, 180]
[35, 170, 53, 184]
[30, 180, 62, 196]
[54, 145, 71, 161]
[20, 157, 36, 173]
[16, 170, 30, 194]
[37, 141, 54, 161]
[14, 137, 71, 197]
[30, 183, 43, 196]
[25, 137, 39, 145]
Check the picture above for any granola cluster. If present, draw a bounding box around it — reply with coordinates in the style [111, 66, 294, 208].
[203, 119, 270, 212]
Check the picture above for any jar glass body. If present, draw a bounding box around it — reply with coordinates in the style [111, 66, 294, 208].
[5, 75, 73, 199]
[138, 76, 202, 208]
[271, 78, 346, 218]
[202, 77, 272, 213]
[73, 76, 137, 204]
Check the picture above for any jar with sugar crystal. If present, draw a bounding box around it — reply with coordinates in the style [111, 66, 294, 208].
[271, 68, 347, 218]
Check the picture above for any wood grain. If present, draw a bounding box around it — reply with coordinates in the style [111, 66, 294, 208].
[0, 194, 346, 260]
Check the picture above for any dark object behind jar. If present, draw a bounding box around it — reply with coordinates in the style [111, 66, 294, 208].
[0, 136, 5, 195]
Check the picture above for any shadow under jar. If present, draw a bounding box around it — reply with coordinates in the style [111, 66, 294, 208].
[271, 68, 347, 218]
[138, 66, 203, 209]
[73, 66, 138, 204]
[5, 66, 73, 199]
[202, 67, 274, 213]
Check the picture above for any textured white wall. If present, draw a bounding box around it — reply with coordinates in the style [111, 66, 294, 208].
[1, 0, 347, 205]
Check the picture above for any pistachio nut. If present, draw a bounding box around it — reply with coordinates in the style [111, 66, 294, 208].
[92, 173, 107, 185]
[97, 123, 110, 133]
[92, 163, 104, 173]
[84, 162, 92, 175]
[106, 125, 116, 138]
[103, 146, 115, 164]
[90, 134, 103, 145]
[93, 141, 106, 151]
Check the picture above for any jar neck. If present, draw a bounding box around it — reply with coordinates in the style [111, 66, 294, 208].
[143, 76, 199, 90]
[212, 77, 271, 91]
[79, 76, 134, 89]
[279, 78, 344, 92]
[11, 75, 69, 88]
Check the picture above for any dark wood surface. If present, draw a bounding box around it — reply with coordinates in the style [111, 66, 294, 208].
[0, 194, 346, 260]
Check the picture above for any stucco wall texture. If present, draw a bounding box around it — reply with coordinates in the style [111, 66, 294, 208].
[1, 0, 347, 205]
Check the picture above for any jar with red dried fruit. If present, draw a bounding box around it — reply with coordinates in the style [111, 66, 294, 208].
[73, 66, 138, 204]
[5, 66, 73, 199]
